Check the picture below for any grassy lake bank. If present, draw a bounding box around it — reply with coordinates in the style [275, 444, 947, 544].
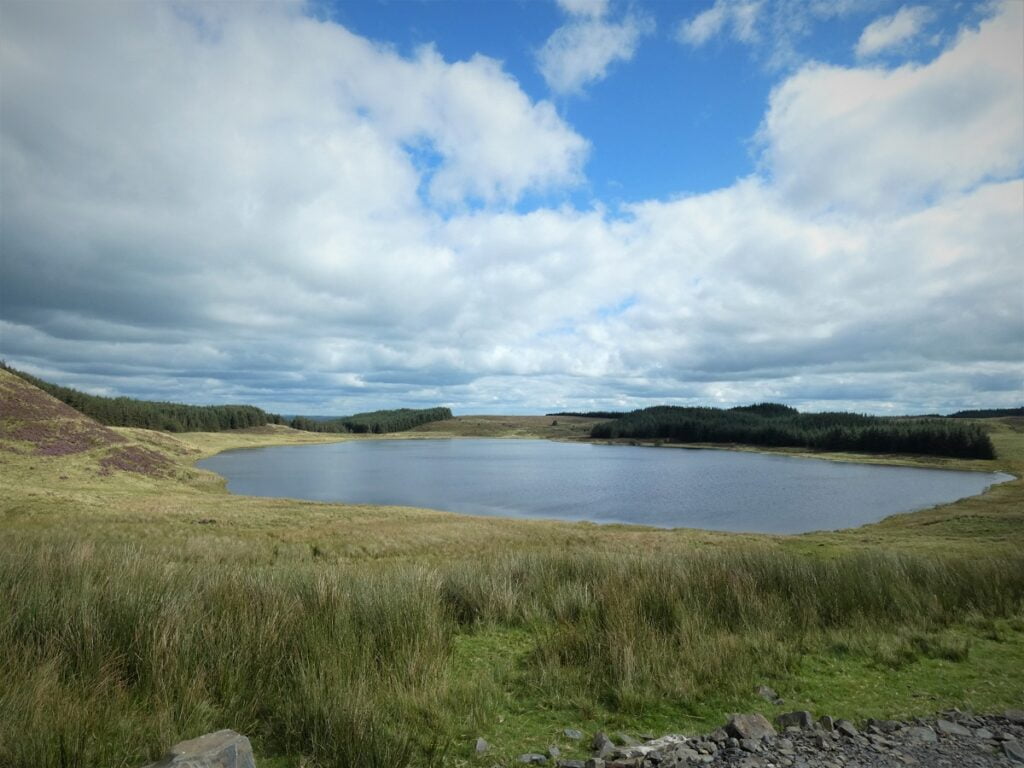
[2, 372, 1023, 767]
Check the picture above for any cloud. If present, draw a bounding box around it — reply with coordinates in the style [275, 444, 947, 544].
[556, 0, 609, 19]
[537, 8, 652, 94]
[677, 0, 762, 47]
[855, 5, 934, 58]
[1, 1, 1021, 415]
[759, 1, 1024, 215]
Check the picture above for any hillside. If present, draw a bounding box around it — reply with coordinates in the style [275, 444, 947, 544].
[0, 367, 177, 478]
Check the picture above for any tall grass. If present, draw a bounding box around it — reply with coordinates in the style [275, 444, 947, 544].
[2, 538, 1023, 767]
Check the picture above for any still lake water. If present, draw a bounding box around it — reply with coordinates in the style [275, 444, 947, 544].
[198, 439, 1013, 534]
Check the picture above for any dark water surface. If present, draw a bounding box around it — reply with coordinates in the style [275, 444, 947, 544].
[198, 439, 1012, 534]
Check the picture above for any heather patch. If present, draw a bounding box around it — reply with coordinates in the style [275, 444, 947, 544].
[98, 445, 175, 477]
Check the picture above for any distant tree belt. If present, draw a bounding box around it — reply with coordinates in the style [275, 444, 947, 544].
[948, 407, 1024, 418]
[1, 362, 282, 432]
[289, 407, 453, 434]
[590, 403, 996, 460]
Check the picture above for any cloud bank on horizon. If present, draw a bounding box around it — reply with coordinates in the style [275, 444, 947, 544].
[1, 0, 1021, 415]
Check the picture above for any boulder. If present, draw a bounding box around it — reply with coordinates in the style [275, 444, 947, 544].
[905, 726, 937, 743]
[775, 711, 813, 730]
[724, 714, 775, 741]
[144, 730, 255, 768]
[591, 733, 615, 757]
[1003, 740, 1024, 763]
[1006, 710, 1024, 725]
[835, 720, 859, 738]
[475, 737, 490, 754]
[935, 719, 971, 737]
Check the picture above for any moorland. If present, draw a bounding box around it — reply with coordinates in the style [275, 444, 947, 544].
[1, 367, 1022, 768]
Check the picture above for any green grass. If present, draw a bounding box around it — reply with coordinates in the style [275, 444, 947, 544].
[2, 370, 1023, 766]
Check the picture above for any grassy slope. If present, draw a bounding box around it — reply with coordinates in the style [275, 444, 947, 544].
[2, 370, 1023, 767]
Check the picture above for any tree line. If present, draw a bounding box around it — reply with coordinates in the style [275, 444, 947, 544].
[590, 403, 996, 460]
[948, 407, 1023, 419]
[289, 407, 453, 434]
[3, 363, 282, 432]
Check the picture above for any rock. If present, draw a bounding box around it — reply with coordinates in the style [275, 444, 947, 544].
[812, 733, 831, 750]
[475, 738, 490, 754]
[518, 754, 547, 764]
[1006, 710, 1024, 724]
[144, 730, 255, 768]
[739, 738, 759, 753]
[547, 745, 561, 759]
[564, 729, 584, 741]
[708, 729, 728, 744]
[975, 727, 994, 739]
[756, 685, 782, 704]
[725, 713, 776, 741]
[776, 711, 813, 730]
[615, 733, 640, 747]
[557, 762, 586, 768]
[1003, 739, 1024, 763]
[866, 718, 901, 733]
[818, 715, 835, 732]
[591, 733, 615, 757]
[935, 718, 971, 737]
[585, 760, 605, 768]
[834, 720, 858, 738]
[905, 726, 937, 742]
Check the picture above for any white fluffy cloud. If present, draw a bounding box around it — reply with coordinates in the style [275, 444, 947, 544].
[537, 8, 652, 94]
[855, 5, 934, 58]
[1, 0, 1021, 414]
[677, 0, 762, 47]
[556, 0, 609, 19]
[760, 1, 1024, 215]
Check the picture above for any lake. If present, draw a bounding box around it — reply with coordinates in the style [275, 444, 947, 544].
[198, 438, 1013, 534]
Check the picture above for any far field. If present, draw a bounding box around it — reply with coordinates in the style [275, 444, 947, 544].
[1, 369, 1022, 768]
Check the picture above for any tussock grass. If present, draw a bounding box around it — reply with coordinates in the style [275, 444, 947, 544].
[2, 539, 1022, 767]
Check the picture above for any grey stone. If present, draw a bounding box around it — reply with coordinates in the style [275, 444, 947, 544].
[1006, 710, 1024, 725]
[564, 729, 584, 741]
[818, 715, 835, 732]
[725, 713, 776, 741]
[905, 726, 937, 742]
[740, 739, 760, 753]
[557, 762, 586, 768]
[974, 727, 994, 740]
[935, 718, 971, 737]
[547, 745, 561, 759]
[708, 729, 728, 744]
[518, 754, 547, 764]
[835, 720, 858, 738]
[756, 685, 782, 703]
[591, 733, 615, 757]
[670, 747, 699, 762]
[867, 718, 901, 733]
[812, 733, 832, 750]
[615, 733, 640, 747]
[475, 738, 490, 754]
[585, 759, 605, 768]
[1004, 740, 1024, 763]
[145, 730, 255, 768]
[776, 711, 814, 730]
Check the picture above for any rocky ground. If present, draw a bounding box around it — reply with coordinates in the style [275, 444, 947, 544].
[505, 709, 1024, 768]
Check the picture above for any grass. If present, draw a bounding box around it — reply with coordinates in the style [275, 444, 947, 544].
[1, 370, 1023, 766]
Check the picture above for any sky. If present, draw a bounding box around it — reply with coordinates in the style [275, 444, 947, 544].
[1, 0, 1022, 416]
